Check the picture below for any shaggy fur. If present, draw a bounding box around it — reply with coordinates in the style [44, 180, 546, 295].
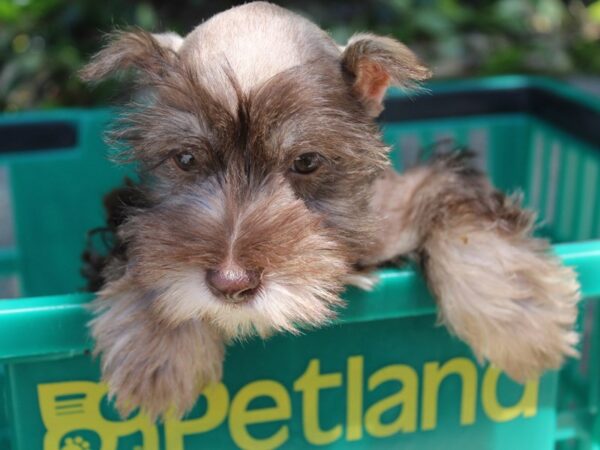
[90, 280, 224, 420]
[363, 153, 580, 381]
[81, 1, 580, 420]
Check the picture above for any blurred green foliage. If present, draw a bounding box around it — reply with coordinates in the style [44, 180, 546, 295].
[1, 0, 599, 111]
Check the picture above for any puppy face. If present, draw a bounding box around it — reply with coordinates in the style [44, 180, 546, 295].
[82, 2, 429, 338]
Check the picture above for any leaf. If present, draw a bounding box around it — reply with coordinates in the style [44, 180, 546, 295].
[589, 1, 600, 24]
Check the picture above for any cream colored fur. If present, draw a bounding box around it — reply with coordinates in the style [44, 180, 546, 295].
[156, 2, 340, 111]
[90, 281, 225, 421]
[365, 163, 580, 381]
[425, 220, 579, 381]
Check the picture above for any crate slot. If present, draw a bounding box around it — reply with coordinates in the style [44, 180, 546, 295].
[529, 132, 545, 211]
[544, 142, 561, 228]
[0, 121, 77, 154]
[399, 134, 420, 170]
[0, 276, 20, 300]
[0, 166, 14, 248]
[559, 148, 581, 239]
[577, 159, 599, 240]
[468, 128, 488, 171]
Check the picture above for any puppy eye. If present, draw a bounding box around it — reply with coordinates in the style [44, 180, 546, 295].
[291, 152, 322, 174]
[173, 152, 197, 171]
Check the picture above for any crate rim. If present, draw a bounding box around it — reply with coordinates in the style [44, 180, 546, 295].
[0, 241, 598, 362]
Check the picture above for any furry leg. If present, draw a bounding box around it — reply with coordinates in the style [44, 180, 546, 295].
[364, 153, 580, 381]
[89, 277, 225, 421]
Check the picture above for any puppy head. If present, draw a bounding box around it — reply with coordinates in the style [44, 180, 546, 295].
[82, 2, 430, 338]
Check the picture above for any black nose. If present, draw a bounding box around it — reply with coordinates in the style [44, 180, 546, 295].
[206, 265, 261, 302]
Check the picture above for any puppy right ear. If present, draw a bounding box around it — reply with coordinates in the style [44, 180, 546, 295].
[341, 33, 431, 116]
[79, 30, 183, 83]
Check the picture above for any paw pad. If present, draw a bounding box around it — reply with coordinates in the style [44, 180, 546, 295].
[61, 436, 91, 450]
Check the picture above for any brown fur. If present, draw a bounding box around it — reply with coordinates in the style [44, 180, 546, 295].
[341, 33, 431, 116]
[90, 283, 224, 421]
[81, 2, 579, 420]
[363, 153, 580, 381]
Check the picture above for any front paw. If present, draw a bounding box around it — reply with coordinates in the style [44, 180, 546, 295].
[425, 231, 580, 381]
[90, 297, 224, 420]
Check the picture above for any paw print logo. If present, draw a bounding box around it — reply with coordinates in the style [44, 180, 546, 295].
[61, 436, 91, 450]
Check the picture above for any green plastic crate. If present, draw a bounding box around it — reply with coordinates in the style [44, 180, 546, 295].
[0, 76, 599, 450]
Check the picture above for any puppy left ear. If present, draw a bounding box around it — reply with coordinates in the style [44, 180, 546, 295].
[79, 30, 183, 84]
[341, 33, 431, 116]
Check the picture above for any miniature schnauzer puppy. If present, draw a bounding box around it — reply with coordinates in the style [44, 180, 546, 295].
[81, 1, 580, 420]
